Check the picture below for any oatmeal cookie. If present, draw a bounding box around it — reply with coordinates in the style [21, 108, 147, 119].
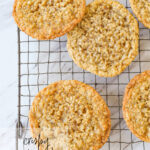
[29, 80, 111, 150]
[13, 0, 85, 40]
[67, 0, 139, 77]
[123, 71, 150, 142]
[130, 0, 150, 29]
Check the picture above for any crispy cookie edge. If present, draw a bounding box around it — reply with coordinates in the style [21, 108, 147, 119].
[129, 0, 150, 29]
[122, 70, 150, 142]
[29, 80, 111, 150]
[67, 0, 139, 77]
[13, 0, 86, 40]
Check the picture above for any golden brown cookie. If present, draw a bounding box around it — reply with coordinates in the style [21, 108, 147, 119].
[29, 80, 111, 150]
[130, 0, 150, 29]
[13, 0, 85, 40]
[67, 0, 139, 77]
[123, 71, 150, 142]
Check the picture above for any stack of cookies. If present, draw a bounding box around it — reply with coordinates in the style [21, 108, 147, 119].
[13, 0, 150, 149]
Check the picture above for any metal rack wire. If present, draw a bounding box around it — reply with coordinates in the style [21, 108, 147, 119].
[16, 0, 150, 149]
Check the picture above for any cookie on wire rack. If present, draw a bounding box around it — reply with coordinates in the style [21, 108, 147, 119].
[129, 0, 150, 29]
[67, 0, 139, 77]
[13, 0, 85, 40]
[123, 71, 150, 142]
[29, 80, 111, 150]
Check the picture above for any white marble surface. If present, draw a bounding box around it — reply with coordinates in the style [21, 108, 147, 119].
[0, 0, 18, 150]
[0, 0, 150, 150]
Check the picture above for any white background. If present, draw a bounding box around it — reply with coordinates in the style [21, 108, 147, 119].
[0, 0, 17, 149]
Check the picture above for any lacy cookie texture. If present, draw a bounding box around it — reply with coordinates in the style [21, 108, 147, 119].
[29, 80, 111, 150]
[13, 0, 85, 40]
[123, 71, 150, 142]
[130, 0, 150, 29]
[67, 0, 139, 77]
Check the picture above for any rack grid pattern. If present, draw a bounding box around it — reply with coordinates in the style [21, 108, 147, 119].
[16, 0, 150, 149]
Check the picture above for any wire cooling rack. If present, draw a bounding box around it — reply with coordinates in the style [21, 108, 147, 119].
[16, 0, 150, 150]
